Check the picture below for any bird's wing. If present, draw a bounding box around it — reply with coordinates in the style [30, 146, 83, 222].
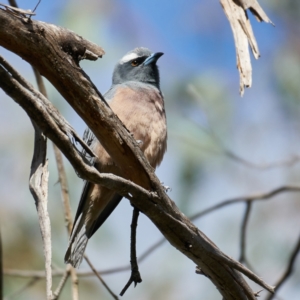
[89, 193, 123, 237]
[66, 124, 121, 266]
[71, 127, 96, 234]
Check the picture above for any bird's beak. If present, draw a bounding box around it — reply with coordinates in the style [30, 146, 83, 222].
[143, 52, 164, 66]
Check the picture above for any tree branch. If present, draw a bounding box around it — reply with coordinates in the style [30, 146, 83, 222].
[51, 266, 71, 300]
[84, 255, 119, 300]
[220, 0, 273, 95]
[29, 120, 52, 300]
[120, 207, 142, 296]
[190, 186, 300, 220]
[239, 202, 253, 270]
[53, 145, 79, 300]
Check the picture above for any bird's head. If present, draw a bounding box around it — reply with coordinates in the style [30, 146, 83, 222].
[112, 47, 163, 89]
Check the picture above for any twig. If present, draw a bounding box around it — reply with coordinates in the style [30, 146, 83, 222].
[223, 149, 300, 170]
[138, 237, 165, 262]
[52, 145, 79, 300]
[120, 207, 142, 296]
[266, 234, 300, 300]
[190, 186, 300, 220]
[239, 201, 252, 264]
[84, 255, 118, 300]
[51, 266, 71, 300]
[3, 268, 130, 278]
[52, 146, 73, 234]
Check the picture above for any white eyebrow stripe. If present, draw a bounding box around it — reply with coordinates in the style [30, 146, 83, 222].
[119, 53, 139, 64]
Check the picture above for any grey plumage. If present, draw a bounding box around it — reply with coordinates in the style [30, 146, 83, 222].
[65, 47, 167, 268]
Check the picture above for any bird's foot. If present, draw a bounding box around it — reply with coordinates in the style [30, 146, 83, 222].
[136, 139, 143, 146]
[161, 182, 171, 192]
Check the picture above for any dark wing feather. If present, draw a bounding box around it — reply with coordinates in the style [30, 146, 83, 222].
[71, 127, 95, 236]
[72, 122, 123, 237]
[88, 194, 123, 238]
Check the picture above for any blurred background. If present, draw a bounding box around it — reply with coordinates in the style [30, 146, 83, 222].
[1, 0, 300, 299]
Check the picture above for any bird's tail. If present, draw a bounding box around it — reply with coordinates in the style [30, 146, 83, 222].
[64, 214, 88, 268]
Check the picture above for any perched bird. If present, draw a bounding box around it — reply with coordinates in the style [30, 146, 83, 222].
[65, 47, 167, 268]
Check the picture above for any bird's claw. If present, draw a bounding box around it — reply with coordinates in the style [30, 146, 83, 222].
[136, 139, 143, 146]
[161, 182, 171, 192]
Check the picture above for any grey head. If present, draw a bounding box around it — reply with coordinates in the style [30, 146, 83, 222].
[112, 47, 163, 89]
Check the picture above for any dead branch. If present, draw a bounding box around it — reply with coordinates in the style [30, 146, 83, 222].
[0, 9, 275, 299]
[190, 185, 300, 220]
[84, 256, 119, 300]
[220, 0, 273, 95]
[120, 207, 142, 296]
[29, 120, 52, 299]
[239, 202, 252, 265]
[53, 145, 79, 300]
[53, 146, 74, 235]
[51, 266, 71, 300]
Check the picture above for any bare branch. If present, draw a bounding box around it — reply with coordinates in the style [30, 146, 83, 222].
[3, 268, 130, 278]
[239, 202, 252, 264]
[220, 0, 273, 95]
[120, 207, 142, 296]
[28, 122, 52, 300]
[53, 145, 79, 300]
[51, 266, 71, 300]
[84, 256, 119, 300]
[53, 146, 74, 235]
[190, 186, 300, 220]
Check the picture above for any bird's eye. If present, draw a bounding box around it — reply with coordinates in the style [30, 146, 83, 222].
[131, 60, 139, 67]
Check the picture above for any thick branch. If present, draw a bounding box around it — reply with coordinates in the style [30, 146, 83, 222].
[0, 10, 274, 299]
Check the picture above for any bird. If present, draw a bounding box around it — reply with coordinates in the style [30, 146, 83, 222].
[65, 47, 167, 268]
